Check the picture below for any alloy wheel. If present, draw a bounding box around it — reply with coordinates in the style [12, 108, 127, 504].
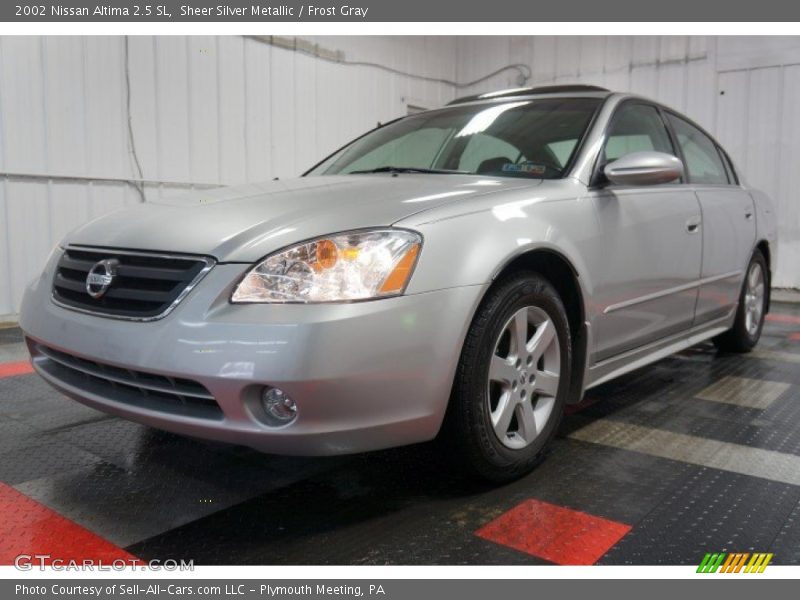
[487, 306, 561, 450]
[744, 261, 765, 337]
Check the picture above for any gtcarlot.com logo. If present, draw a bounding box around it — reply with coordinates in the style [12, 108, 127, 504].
[697, 552, 773, 573]
[14, 554, 194, 571]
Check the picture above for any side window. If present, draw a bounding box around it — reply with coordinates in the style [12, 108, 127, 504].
[604, 104, 674, 163]
[665, 113, 729, 185]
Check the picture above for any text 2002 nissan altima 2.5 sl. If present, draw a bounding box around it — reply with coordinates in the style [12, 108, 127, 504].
[20, 85, 777, 481]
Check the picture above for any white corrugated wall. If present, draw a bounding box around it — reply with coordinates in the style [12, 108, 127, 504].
[455, 35, 800, 289]
[3, 36, 799, 319]
[0, 35, 458, 318]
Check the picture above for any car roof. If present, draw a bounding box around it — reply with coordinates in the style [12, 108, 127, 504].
[447, 84, 613, 106]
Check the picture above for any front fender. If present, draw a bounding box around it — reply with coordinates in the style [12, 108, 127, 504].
[398, 193, 597, 311]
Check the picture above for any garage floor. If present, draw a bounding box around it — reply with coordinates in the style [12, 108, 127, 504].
[2, 303, 800, 566]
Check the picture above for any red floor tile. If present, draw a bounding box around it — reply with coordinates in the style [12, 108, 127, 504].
[766, 313, 800, 325]
[476, 499, 631, 565]
[0, 482, 135, 565]
[565, 395, 601, 415]
[0, 361, 33, 379]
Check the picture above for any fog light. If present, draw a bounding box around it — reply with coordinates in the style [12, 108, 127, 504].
[261, 387, 297, 426]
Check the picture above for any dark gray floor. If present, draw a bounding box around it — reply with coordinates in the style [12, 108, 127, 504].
[2, 303, 800, 565]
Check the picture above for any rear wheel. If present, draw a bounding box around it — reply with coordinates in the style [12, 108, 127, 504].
[445, 272, 571, 482]
[714, 250, 768, 353]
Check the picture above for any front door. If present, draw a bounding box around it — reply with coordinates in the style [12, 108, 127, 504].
[588, 102, 703, 362]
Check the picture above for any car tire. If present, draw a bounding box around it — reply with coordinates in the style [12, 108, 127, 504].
[444, 271, 571, 482]
[713, 249, 769, 353]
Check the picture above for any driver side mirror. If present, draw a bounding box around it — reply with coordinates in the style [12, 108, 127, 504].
[603, 151, 684, 186]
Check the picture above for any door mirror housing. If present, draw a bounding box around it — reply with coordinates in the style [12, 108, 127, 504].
[603, 151, 684, 186]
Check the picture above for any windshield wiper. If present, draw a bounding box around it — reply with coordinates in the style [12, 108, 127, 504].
[349, 166, 469, 175]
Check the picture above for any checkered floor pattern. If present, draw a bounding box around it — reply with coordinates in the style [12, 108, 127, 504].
[2, 305, 800, 565]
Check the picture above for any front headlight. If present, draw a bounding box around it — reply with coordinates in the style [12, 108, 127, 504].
[231, 229, 422, 303]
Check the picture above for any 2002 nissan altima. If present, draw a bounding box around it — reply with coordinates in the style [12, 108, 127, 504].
[20, 85, 777, 481]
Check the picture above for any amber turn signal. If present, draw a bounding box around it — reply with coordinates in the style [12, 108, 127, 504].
[379, 244, 420, 294]
[312, 239, 338, 271]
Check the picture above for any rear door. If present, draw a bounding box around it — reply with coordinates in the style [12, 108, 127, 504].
[588, 102, 703, 361]
[664, 112, 756, 325]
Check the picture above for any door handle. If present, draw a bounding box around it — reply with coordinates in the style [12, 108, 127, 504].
[686, 216, 702, 234]
[745, 210, 754, 221]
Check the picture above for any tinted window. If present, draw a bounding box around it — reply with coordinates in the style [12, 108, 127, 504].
[342, 128, 451, 172]
[604, 104, 674, 163]
[665, 113, 729, 185]
[309, 98, 601, 179]
[458, 133, 524, 172]
[547, 139, 579, 167]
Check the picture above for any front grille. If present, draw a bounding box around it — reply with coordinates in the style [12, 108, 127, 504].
[32, 343, 222, 420]
[52, 247, 214, 320]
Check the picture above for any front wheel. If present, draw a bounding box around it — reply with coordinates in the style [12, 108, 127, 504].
[714, 250, 768, 353]
[445, 271, 572, 482]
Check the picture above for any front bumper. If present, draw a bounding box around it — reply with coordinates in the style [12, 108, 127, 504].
[20, 255, 485, 455]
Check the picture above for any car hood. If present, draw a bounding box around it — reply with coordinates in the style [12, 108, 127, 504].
[64, 175, 538, 262]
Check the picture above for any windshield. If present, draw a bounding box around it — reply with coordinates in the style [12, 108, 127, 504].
[308, 97, 602, 179]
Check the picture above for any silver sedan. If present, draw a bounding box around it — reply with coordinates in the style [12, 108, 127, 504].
[20, 85, 777, 481]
